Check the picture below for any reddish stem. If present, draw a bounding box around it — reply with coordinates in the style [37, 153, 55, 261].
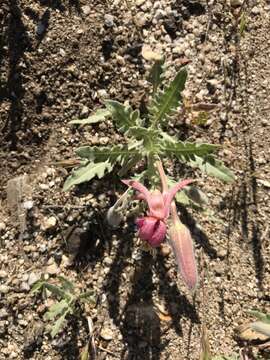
[155, 160, 168, 192]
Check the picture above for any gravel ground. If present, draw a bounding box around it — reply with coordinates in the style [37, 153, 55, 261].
[0, 0, 269, 359]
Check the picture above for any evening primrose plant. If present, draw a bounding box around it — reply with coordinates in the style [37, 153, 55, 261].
[64, 59, 234, 289]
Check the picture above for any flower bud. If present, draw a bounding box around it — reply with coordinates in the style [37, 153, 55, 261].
[106, 206, 124, 228]
[136, 216, 166, 248]
[168, 219, 198, 290]
[106, 190, 129, 228]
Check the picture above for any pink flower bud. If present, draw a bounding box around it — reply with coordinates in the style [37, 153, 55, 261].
[136, 216, 167, 248]
[168, 220, 198, 290]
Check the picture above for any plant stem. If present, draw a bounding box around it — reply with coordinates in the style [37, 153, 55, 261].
[170, 200, 180, 224]
[147, 153, 156, 188]
[155, 159, 179, 223]
[155, 160, 168, 192]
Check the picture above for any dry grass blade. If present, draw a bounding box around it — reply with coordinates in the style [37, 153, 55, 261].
[200, 323, 211, 360]
[6, 175, 32, 237]
[87, 317, 96, 360]
[235, 323, 269, 342]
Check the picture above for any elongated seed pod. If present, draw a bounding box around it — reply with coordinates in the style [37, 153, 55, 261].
[168, 220, 198, 290]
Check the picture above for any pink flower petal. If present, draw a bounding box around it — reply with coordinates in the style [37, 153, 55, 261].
[122, 180, 166, 219]
[122, 180, 151, 205]
[135, 217, 145, 228]
[147, 220, 167, 247]
[164, 179, 194, 218]
[136, 216, 156, 240]
[147, 190, 166, 219]
[136, 216, 166, 248]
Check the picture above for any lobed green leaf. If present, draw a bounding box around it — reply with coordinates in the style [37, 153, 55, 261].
[189, 155, 235, 183]
[105, 100, 138, 132]
[69, 109, 111, 125]
[167, 177, 207, 208]
[50, 312, 69, 338]
[78, 290, 96, 304]
[161, 139, 218, 160]
[147, 57, 165, 93]
[63, 161, 113, 191]
[149, 67, 187, 127]
[249, 310, 270, 323]
[58, 276, 75, 293]
[75, 144, 139, 166]
[251, 321, 270, 337]
[44, 283, 69, 299]
[31, 280, 45, 294]
[44, 299, 69, 321]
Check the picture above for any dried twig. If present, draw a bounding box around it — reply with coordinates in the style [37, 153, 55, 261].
[87, 317, 97, 360]
[98, 345, 118, 357]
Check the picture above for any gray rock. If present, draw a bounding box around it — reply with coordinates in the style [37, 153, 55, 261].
[136, 0, 146, 6]
[251, 6, 260, 15]
[0, 321, 7, 335]
[80, 105, 89, 117]
[36, 22, 46, 36]
[45, 261, 59, 275]
[41, 216, 57, 231]
[28, 273, 41, 287]
[134, 12, 148, 27]
[0, 285, 9, 294]
[21, 282, 30, 292]
[104, 14, 115, 27]
[0, 308, 8, 319]
[82, 5, 91, 15]
[0, 222, 6, 232]
[229, 0, 242, 7]
[214, 263, 225, 276]
[100, 327, 114, 340]
[0, 270, 7, 279]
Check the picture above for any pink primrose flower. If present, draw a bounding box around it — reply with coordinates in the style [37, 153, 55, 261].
[122, 178, 193, 247]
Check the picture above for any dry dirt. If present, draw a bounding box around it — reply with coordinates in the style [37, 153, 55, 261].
[0, 0, 269, 359]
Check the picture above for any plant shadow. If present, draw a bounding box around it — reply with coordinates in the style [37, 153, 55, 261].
[220, 138, 265, 292]
[102, 237, 199, 359]
[1, 0, 32, 150]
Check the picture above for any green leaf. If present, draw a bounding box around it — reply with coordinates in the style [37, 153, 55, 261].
[44, 299, 69, 321]
[126, 126, 161, 153]
[189, 155, 235, 183]
[251, 321, 270, 337]
[50, 312, 68, 338]
[127, 126, 160, 141]
[118, 154, 143, 177]
[212, 356, 239, 360]
[147, 58, 165, 93]
[44, 283, 68, 299]
[31, 280, 45, 294]
[131, 109, 141, 125]
[161, 139, 218, 160]
[239, 12, 246, 37]
[160, 131, 178, 144]
[192, 111, 209, 126]
[79, 290, 96, 304]
[75, 144, 139, 166]
[63, 161, 113, 191]
[69, 109, 111, 125]
[249, 310, 270, 323]
[81, 343, 90, 360]
[105, 100, 137, 132]
[149, 67, 187, 127]
[176, 187, 208, 208]
[161, 139, 234, 182]
[58, 276, 75, 293]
